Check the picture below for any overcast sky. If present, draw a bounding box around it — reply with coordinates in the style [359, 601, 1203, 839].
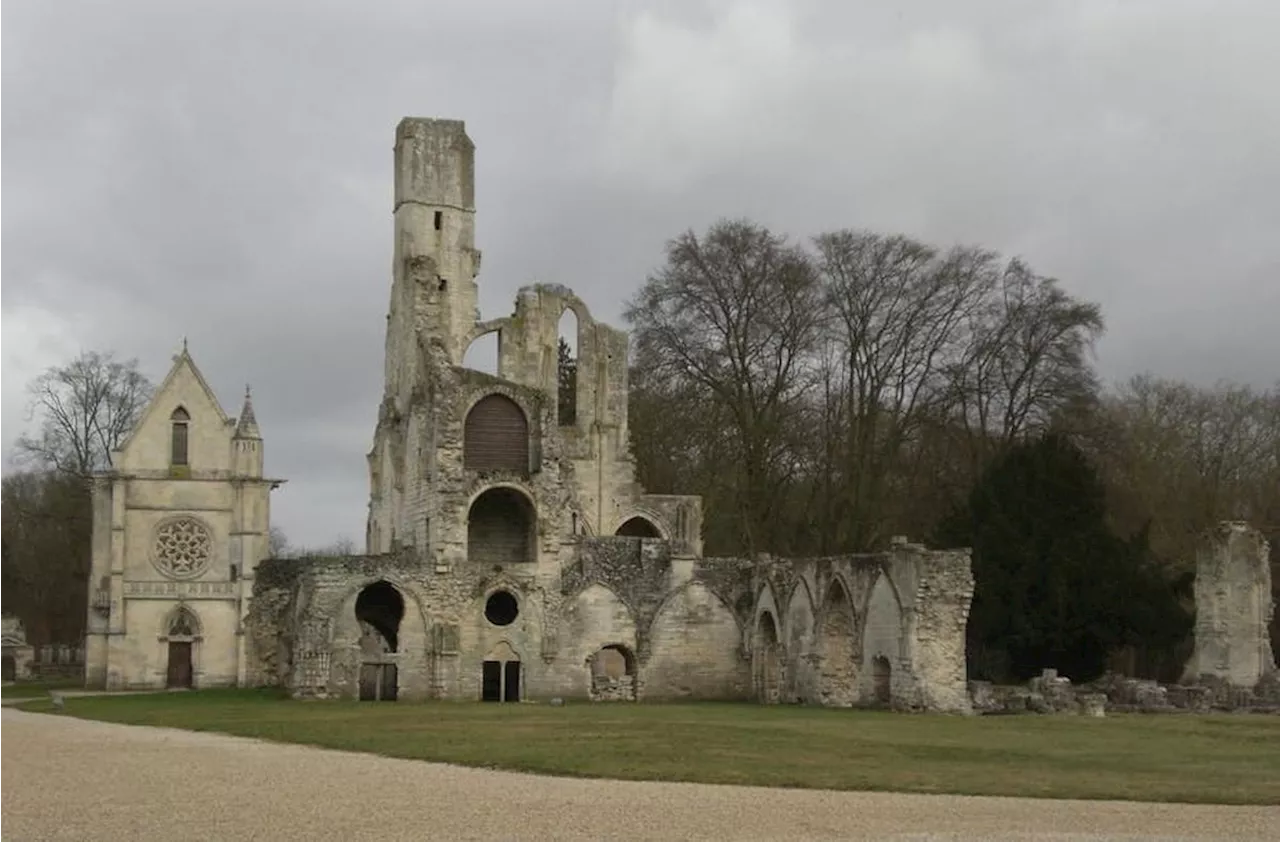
[3, 0, 1277, 549]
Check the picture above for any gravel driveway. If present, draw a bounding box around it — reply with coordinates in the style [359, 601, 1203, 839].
[2, 708, 1274, 841]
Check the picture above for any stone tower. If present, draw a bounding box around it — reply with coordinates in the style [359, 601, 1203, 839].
[367, 119, 483, 559]
[366, 117, 704, 573]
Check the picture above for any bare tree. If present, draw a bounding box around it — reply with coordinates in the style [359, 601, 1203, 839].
[268, 526, 291, 558]
[15, 350, 154, 476]
[1090, 375, 1280, 566]
[625, 220, 823, 555]
[943, 259, 1105, 465]
[813, 231, 998, 549]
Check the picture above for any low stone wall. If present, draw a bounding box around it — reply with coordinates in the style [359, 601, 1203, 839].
[969, 668, 1280, 716]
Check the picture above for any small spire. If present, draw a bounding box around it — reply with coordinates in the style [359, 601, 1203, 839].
[182, 336, 188, 353]
[234, 383, 261, 439]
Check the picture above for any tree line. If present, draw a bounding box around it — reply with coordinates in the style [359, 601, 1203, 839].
[625, 219, 1278, 681]
[4, 219, 1276, 682]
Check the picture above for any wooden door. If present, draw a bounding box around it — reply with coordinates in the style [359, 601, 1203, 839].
[166, 642, 193, 688]
[481, 660, 502, 701]
[379, 664, 398, 701]
[359, 664, 379, 700]
[503, 660, 521, 702]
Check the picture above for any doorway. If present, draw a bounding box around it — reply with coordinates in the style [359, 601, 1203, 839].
[481, 641, 521, 702]
[872, 655, 892, 706]
[166, 641, 193, 688]
[359, 663, 398, 701]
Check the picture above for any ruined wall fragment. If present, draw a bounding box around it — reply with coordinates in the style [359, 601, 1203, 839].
[1183, 521, 1276, 688]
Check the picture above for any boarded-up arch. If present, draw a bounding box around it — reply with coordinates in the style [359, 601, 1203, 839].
[642, 582, 747, 699]
[861, 571, 905, 706]
[464, 394, 529, 473]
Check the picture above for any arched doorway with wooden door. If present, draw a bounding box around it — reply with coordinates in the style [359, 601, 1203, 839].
[355, 581, 404, 702]
[163, 605, 200, 689]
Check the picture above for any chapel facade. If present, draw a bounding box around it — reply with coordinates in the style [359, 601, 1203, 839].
[83, 350, 283, 690]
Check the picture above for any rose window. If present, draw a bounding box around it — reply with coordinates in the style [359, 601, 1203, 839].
[154, 518, 212, 578]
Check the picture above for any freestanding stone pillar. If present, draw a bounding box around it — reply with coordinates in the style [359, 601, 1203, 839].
[1182, 521, 1275, 688]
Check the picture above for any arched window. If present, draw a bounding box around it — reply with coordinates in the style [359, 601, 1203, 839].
[557, 309, 578, 427]
[170, 407, 190, 466]
[463, 395, 529, 473]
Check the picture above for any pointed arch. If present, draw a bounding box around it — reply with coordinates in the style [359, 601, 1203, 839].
[643, 581, 747, 699]
[169, 406, 190, 466]
[861, 569, 906, 707]
[163, 603, 201, 639]
[754, 610, 782, 704]
[818, 578, 857, 706]
[615, 515, 663, 539]
[556, 308, 579, 426]
[784, 577, 818, 701]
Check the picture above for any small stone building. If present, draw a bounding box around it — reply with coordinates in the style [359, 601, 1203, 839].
[240, 117, 975, 711]
[83, 349, 283, 690]
[2, 615, 35, 681]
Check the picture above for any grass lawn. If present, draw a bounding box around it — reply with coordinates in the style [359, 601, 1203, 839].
[2, 678, 84, 699]
[17, 688, 1280, 805]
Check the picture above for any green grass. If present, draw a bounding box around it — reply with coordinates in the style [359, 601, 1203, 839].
[2, 678, 83, 699]
[17, 688, 1280, 805]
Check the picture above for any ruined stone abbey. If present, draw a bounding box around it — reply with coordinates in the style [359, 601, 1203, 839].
[84, 116, 978, 710]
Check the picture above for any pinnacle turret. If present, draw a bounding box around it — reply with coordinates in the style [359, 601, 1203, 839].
[234, 384, 261, 439]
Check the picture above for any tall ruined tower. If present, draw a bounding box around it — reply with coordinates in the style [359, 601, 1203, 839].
[386, 118, 482, 394]
[368, 119, 481, 557]
[367, 115, 702, 577]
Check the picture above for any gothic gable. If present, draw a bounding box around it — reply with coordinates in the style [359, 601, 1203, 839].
[113, 346, 235, 474]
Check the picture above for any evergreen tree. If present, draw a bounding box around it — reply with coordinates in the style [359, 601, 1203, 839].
[557, 337, 577, 426]
[934, 433, 1191, 682]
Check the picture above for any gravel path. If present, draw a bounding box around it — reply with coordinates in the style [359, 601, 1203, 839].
[2, 708, 1274, 841]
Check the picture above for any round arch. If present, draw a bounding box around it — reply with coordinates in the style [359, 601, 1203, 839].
[468, 485, 537, 565]
[463, 393, 529, 472]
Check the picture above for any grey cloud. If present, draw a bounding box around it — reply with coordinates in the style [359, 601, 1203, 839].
[4, 0, 1277, 545]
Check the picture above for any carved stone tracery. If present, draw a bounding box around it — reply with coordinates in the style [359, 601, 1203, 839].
[153, 517, 213, 579]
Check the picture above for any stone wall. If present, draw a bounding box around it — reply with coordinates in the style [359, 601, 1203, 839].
[241, 117, 975, 713]
[1183, 521, 1276, 688]
[246, 532, 972, 712]
[746, 541, 974, 713]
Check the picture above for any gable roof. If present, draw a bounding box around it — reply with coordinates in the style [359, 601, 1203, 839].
[109, 342, 233, 465]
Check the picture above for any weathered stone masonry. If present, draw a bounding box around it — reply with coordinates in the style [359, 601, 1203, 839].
[239, 116, 976, 711]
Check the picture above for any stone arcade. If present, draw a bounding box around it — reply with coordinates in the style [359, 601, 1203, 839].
[87, 118, 975, 711]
